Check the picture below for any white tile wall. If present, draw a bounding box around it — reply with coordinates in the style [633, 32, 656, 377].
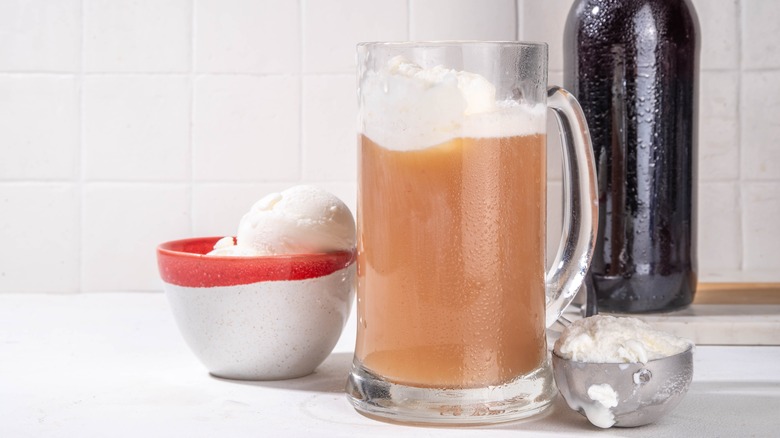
[192, 183, 290, 237]
[0, 184, 80, 293]
[302, 0, 408, 73]
[741, 0, 780, 70]
[742, 183, 780, 272]
[699, 71, 739, 181]
[84, 0, 191, 72]
[516, 0, 525, 39]
[83, 76, 191, 181]
[698, 182, 741, 273]
[192, 75, 300, 182]
[741, 71, 780, 181]
[302, 75, 356, 182]
[0, 0, 778, 293]
[523, 0, 573, 72]
[0, 0, 81, 72]
[409, 0, 516, 41]
[691, 0, 739, 70]
[0, 76, 80, 180]
[82, 184, 190, 291]
[194, 0, 300, 74]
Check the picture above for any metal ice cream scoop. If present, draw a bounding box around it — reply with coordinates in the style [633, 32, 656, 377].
[552, 340, 693, 428]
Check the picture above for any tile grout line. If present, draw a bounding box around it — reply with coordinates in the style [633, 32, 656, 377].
[406, 0, 411, 40]
[516, 0, 522, 40]
[78, 0, 86, 294]
[298, 0, 305, 184]
[189, 0, 196, 236]
[0, 71, 376, 77]
[0, 179, 400, 186]
[736, 0, 745, 272]
[0, 67, 769, 76]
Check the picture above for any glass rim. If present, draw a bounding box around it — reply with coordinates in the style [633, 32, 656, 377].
[357, 40, 549, 49]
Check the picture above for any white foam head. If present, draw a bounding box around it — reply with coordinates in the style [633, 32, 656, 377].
[360, 57, 546, 151]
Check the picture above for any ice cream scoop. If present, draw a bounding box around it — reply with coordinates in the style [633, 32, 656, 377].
[209, 185, 356, 256]
[552, 315, 694, 428]
[553, 345, 693, 428]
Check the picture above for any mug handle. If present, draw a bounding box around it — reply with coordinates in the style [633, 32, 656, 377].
[544, 86, 599, 328]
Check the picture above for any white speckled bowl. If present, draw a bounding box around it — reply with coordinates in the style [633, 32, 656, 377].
[157, 237, 355, 380]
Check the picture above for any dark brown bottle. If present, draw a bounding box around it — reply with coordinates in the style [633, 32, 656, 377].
[564, 0, 699, 313]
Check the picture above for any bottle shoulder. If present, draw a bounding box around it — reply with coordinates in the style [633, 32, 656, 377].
[565, 0, 699, 44]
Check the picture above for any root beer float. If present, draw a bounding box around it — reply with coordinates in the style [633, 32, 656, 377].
[347, 42, 597, 425]
[356, 57, 548, 388]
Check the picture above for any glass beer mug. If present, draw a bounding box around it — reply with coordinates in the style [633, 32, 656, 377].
[347, 42, 598, 425]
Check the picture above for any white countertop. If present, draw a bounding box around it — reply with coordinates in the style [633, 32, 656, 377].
[1, 292, 779, 437]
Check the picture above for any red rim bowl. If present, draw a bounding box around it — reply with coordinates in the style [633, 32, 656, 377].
[157, 237, 356, 288]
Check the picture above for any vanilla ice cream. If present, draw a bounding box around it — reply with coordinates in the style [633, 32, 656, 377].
[360, 56, 546, 151]
[583, 383, 619, 428]
[554, 315, 692, 364]
[208, 185, 355, 256]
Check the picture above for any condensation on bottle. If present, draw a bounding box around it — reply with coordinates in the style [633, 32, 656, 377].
[564, 0, 700, 313]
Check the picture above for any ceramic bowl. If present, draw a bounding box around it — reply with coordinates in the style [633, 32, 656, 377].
[157, 237, 355, 380]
